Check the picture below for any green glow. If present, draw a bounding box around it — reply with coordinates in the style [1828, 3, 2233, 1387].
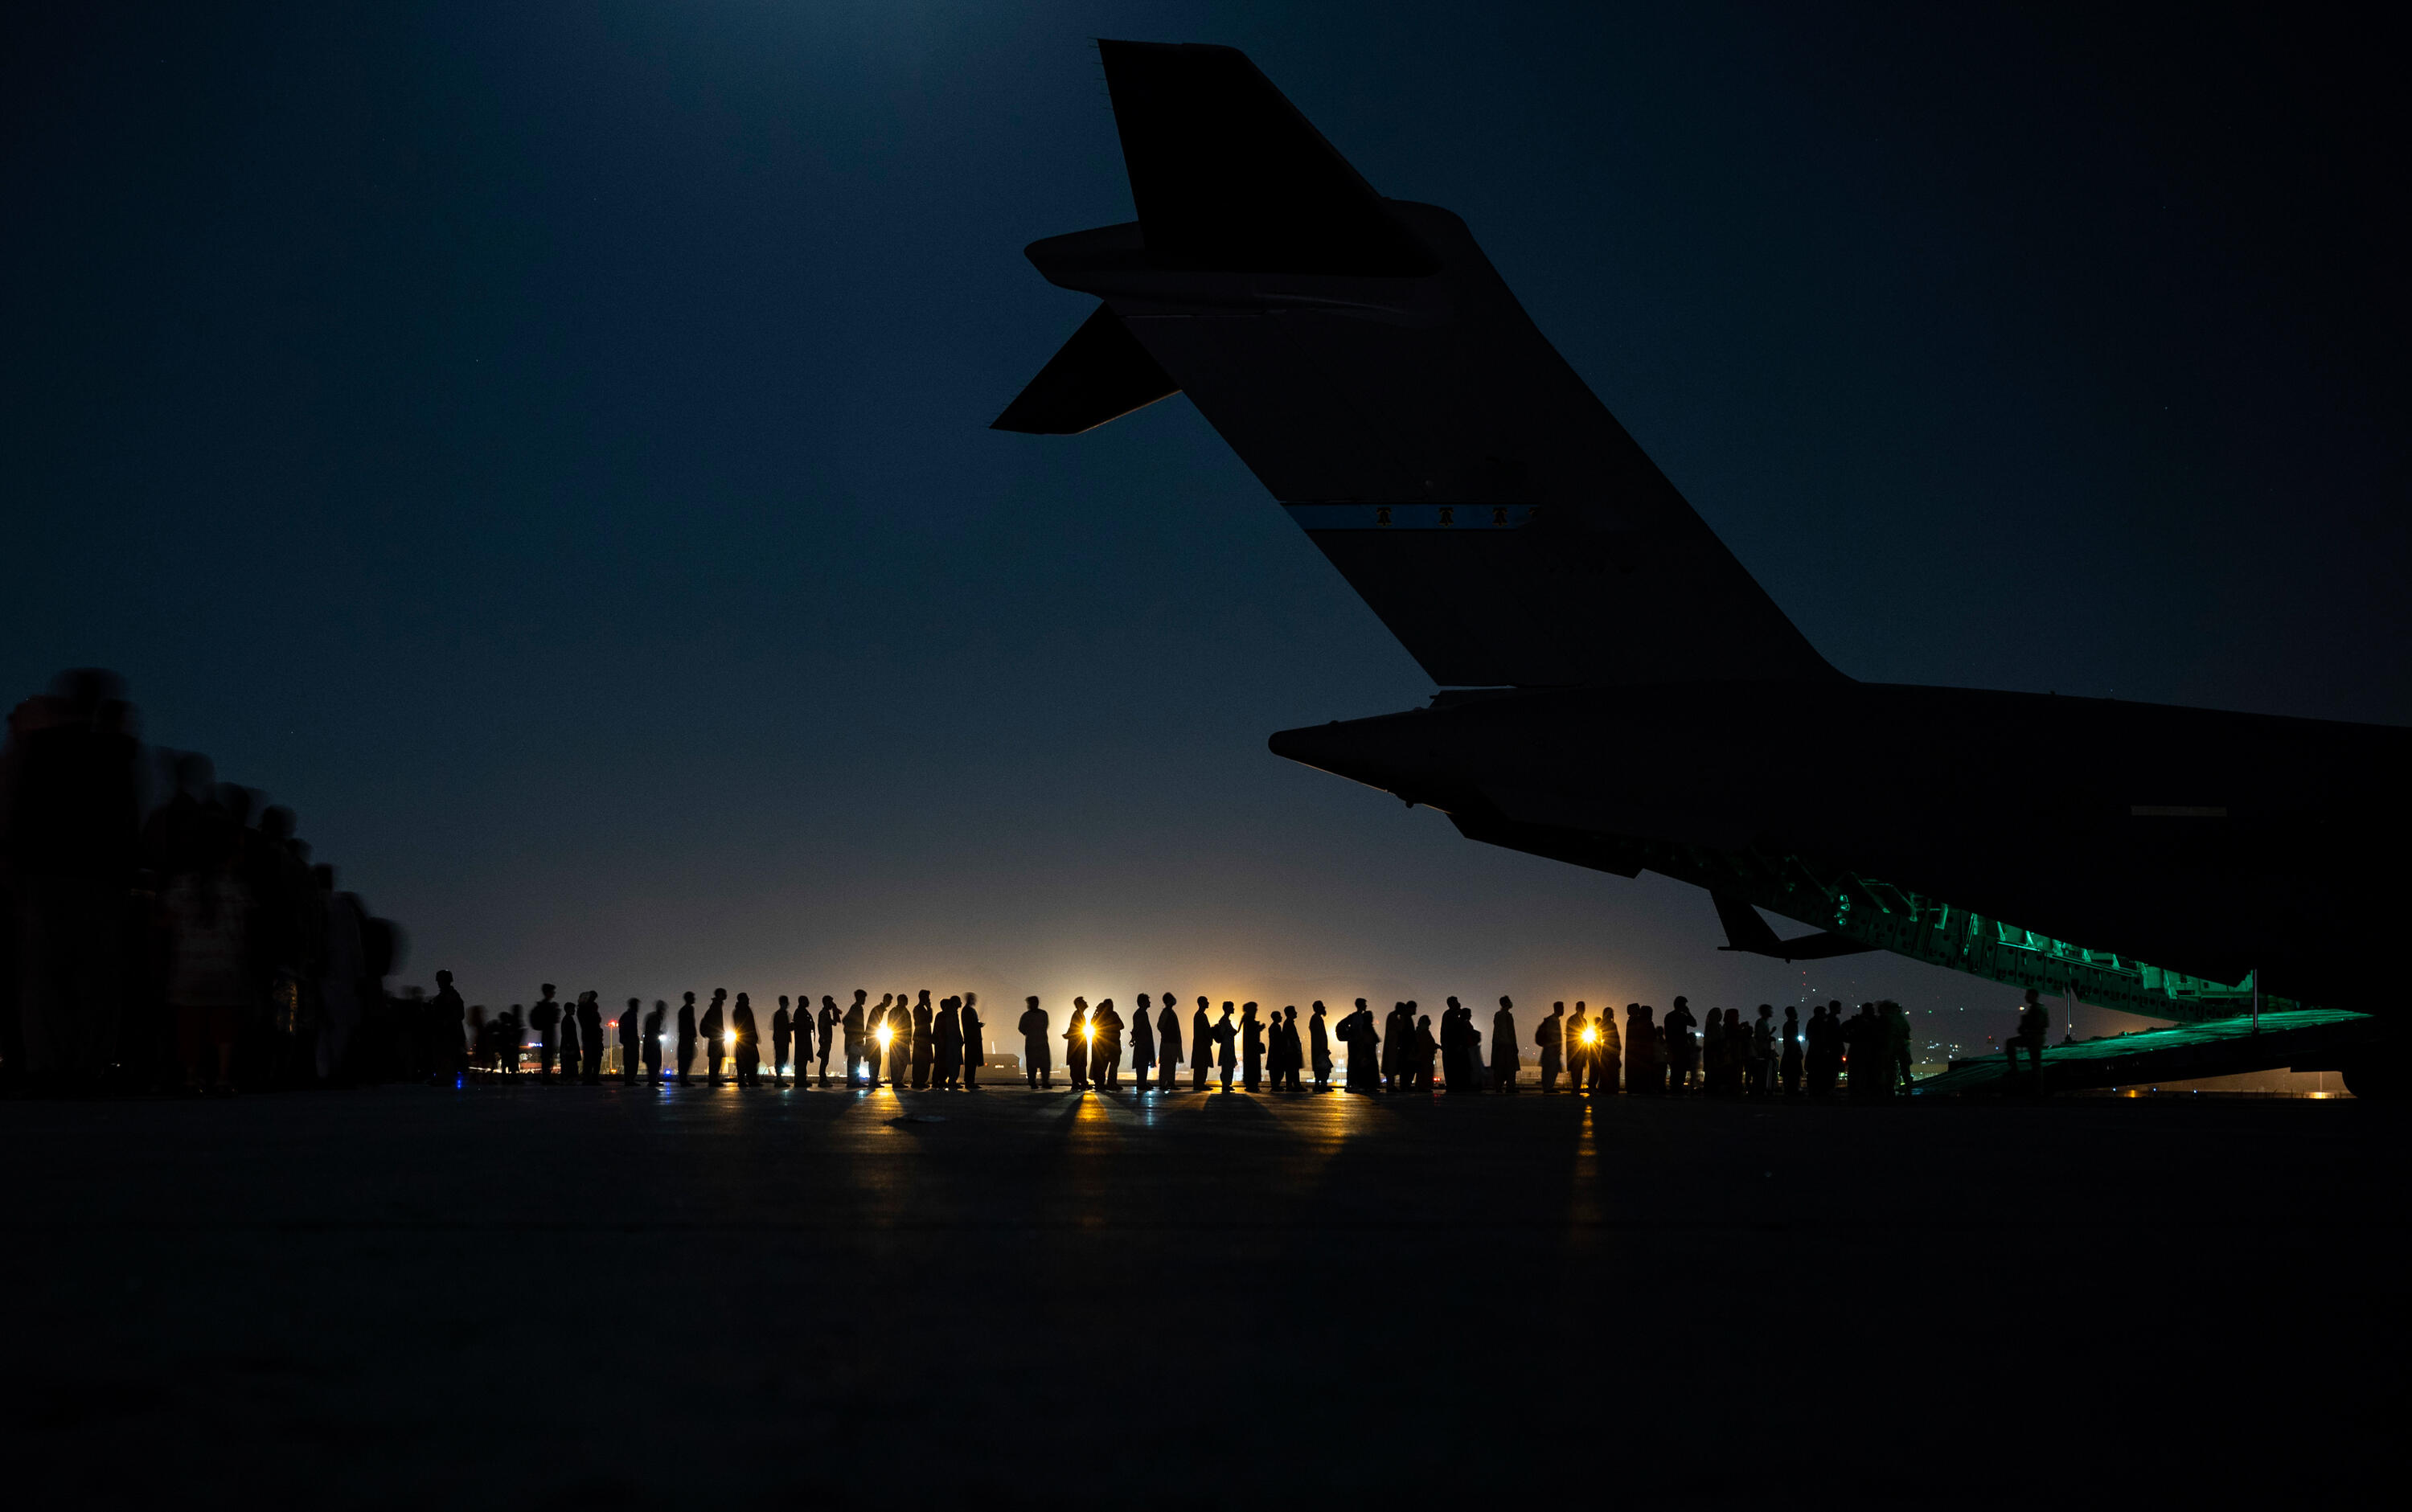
[1590, 835, 2291, 1022]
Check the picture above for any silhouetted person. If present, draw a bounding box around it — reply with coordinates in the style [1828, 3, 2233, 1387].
[818, 995, 840, 1084]
[732, 992, 761, 1087]
[1130, 994, 1156, 1090]
[1565, 1002, 1590, 1092]
[531, 985, 561, 1080]
[1156, 994, 1182, 1091]
[703, 989, 727, 1084]
[950, 994, 970, 1090]
[934, 994, 963, 1088]
[887, 990, 913, 1087]
[2004, 988, 2048, 1092]
[1886, 999, 1914, 1092]
[844, 990, 869, 1085]
[1489, 997, 1520, 1093]
[1589, 1005, 1618, 1095]
[1380, 1001, 1410, 1092]
[1536, 1003, 1565, 1092]
[1018, 996, 1050, 1088]
[1094, 998, 1125, 1089]
[1779, 1006, 1803, 1095]
[1191, 998, 1212, 1091]
[1672, 997, 1704, 1092]
[578, 991, 605, 1084]
[1844, 1002, 1885, 1100]
[1628, 1004, 1660, 1094]
[904, 989, 931, 1088]
[430, 969, 466, 1084]
[1310, 1002, 1332, 1091]
[1211, 1003, 1237, 1092]
[1748, 1005, 1775, 1096]
[1241, 1002, 1264, 1092]
[676, 992, 699, 1084]
[1338, 999, 1376, 1092]
[1413, 1012, 1439, 1092]
[495, 1005, 523, 1077]
[1064, 997, 1091, 1091]
[559, 990, 585, 1084]
[1276, 1005, 1305, 1091]
[1264, 1004, 1291, 1091]
[643, 1000, 666, 1081]
[1438, 998, 1471, 1094]
[772, 997, 793, 1084]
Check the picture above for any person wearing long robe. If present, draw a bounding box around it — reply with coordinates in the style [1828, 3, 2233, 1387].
[1155, 994, 1182, 1091]
[907, 994, 936, 1090]
[1264, 1005, 1291, 1090]
[732, 992, 761, 1087]
[1240, 1002, 1265, 1092]
[1491, 997, 1520, 1092]
[1190, 998, 1212, 1091]
[886, 991, 913, 1088]
[960, 994, 985, 1088]
[642, 1001, 665, 1081]
[1340, 999, 1376, 1092]
[675, 992, 698, 1084]
[1779, 1005, 1803, 1095]
[1063, 998, 1091, 1091]
[1380, 1002, 1409, 1092]
[1017, 996, 1051, 1088]
[1093, 999, 1124, 1089]
[771, 998, 792, 1084]
[1594, 1006, 1622, 1095]
[1211, 1004, 1238, 1092]
[1414, 1014, 1440, 1092]
[1309, 1002, 1333, 1091]
[1130, 994, 1156, 1091]
[1280, 1006, 1306, 1090]
[910, 990, 936, 1089]
[933, 995, 963, 1088]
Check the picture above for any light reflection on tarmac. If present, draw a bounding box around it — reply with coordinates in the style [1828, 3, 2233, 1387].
[0, 1084, 2394, 1504]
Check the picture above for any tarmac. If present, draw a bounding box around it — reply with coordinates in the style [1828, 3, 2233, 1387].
[2, 1077, 2398, 1506]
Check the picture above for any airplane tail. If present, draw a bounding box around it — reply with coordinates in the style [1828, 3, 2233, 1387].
[996, 41, 1838, 689]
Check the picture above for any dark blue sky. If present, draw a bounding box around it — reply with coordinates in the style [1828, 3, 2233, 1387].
[6, 3, 2402, 1035]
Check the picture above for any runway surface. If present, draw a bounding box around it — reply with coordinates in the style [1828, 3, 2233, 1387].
[2, 1080, 2397, 1506]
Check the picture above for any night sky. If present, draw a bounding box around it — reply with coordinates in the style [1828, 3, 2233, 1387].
[7, 3, 2402, 1043]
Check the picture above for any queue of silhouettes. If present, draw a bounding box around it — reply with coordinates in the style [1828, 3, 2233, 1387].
[443, 985, 1926, 1097]
[0, 670, 411, 1096]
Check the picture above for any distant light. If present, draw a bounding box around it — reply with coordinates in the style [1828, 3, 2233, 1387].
[724, 1030, 736, 1047]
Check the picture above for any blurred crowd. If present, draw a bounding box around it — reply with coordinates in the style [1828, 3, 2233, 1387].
[0, 668, 408, 1096]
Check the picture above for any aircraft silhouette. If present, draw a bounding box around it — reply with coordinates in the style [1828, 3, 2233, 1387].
[997, 41, 2406, 1049]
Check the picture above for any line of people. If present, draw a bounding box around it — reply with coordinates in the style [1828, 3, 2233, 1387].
[433, 982, 1924, 1099]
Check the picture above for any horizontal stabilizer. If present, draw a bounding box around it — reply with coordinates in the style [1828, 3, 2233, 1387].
[992, 303, 1180, 435]
[1097, 39, 1436, 275]
[1713, 892, 1874, 962]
